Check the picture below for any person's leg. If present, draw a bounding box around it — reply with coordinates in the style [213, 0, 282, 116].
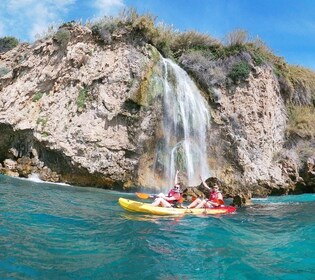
[151, 197, 162, 206]
[187, 198, 202, 208]
[152, 197, 172, 207]
[205, 201, 213, 208]
[159, 198, 172, 207]
[195, 200, 207, 208]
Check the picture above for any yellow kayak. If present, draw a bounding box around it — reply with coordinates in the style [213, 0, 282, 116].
[118, 198, 236, 216]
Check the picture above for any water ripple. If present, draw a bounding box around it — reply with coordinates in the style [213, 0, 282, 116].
[1, 175, 315, 279]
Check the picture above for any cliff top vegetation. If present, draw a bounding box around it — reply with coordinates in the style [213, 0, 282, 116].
[87, 9, 315, 106]
[1, 8, 314, 138]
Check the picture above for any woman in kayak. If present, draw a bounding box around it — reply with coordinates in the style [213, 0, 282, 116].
[187, 176, 224, 209]
[151, 170, 183, 207]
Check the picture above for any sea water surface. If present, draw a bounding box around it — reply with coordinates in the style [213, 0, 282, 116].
[0, 174, 314, 280]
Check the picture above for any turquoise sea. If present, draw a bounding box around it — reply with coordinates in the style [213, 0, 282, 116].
[0, 174, 314, 280]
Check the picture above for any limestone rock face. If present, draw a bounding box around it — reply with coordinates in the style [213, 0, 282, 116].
[0, 24, 161, 188]
[207, 66, 288, 194]
[0, 23, 313, 201]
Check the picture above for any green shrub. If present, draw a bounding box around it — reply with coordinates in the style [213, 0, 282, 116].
[151, 23, 175, 58]
[246, 39, 270, 66]
[0, 36, 19, 53]
[77, 88, 88, 109]
[131, 13, 157, 41]
[36, 117, 48, 126]
[32, 92, 44, 102]
[228, 61, 251, 83]
[250, 50, 265, 66]
[91, 17, 118, 44]
[53, 28, 71, 48]
[171, 31, 219, 54]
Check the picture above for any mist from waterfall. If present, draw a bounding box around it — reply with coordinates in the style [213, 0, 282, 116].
[154, 58, 211, 189]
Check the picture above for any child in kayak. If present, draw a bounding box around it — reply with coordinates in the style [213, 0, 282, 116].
[187, 176, 224, 209]
[151, 170, 183, 207]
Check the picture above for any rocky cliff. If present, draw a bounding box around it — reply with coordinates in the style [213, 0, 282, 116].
[0, 23, 163, 189]
[0, 21, 314, 204]
[179, 51, 315, 202]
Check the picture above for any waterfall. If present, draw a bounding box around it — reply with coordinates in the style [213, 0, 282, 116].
[154, 58, 211, 189]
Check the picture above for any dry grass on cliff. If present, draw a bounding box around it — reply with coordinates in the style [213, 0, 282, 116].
[287, 106, 315, 138]
[37, 8, 315, 105]
[89, 8, 220, 59]
[288, 65, 315, 104]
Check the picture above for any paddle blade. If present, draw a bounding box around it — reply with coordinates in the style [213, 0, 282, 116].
[135, 192, 150, 199]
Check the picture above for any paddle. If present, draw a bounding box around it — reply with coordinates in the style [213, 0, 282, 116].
[135, 192, 156, 199]
[136, 192, 185, 204]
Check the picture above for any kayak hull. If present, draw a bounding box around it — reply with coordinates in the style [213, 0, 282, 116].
[118, 198, 236, 216]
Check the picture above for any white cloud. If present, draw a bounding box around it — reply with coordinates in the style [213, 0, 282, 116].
[92, 0, 125, 17]
[0, 0, 126, 41]
[1, 0, 76, 41]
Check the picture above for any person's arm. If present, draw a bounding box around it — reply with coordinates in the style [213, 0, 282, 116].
[217, 193, 223, 200]
[166, 193, 180, 202]
[165, 196, 176, 201]
[208, 193, 224, 206]
[199, 175, 210, 190]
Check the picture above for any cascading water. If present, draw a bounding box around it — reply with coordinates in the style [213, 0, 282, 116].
[154, 58, 211, 189]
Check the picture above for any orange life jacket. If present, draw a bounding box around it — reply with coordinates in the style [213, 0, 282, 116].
[209, 191, 224, 206]
[167, 189, 182, 203]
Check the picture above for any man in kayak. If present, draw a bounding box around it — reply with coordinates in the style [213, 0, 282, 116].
[151, 170, 183, 207]
[187, 176, 224, 209]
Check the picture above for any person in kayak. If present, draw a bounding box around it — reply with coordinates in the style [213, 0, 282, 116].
[187, 176, 224, 209]
[151, 170, 183, 207]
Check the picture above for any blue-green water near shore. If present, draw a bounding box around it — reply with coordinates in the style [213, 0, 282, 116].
[0, 175, 314, 280]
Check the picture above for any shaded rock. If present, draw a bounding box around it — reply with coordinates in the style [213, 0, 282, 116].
[233, 193, 253, 207]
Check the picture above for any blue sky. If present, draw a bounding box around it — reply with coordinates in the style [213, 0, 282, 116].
[0, 0, 314, 70]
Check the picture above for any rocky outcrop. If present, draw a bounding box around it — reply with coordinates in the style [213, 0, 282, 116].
[0, 23, 314, 205]
[179, 53, 315, 204]
[0, 24, 162, 189]
[209, 66, 287, 189]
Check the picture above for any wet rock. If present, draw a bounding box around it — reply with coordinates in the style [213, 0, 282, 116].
[233, 193, 253, 207]
[39, 166, 60, 182]
[3, 159, 17, 170]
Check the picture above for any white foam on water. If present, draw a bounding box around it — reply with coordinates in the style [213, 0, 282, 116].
[24, 173, 70, 186]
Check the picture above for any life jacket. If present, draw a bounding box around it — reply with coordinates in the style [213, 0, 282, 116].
[209, 191, 224, 206]
[167, 189, 182, 203]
